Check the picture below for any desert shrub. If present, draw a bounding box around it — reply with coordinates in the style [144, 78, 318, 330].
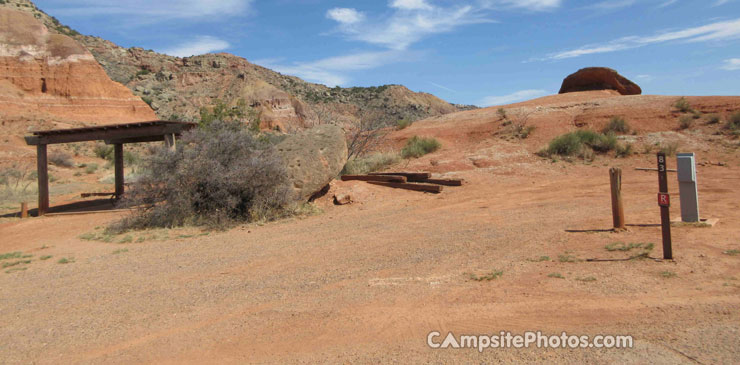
[93, 144, 114, 160]
[109, 120, 293, 231]
[615, 143, 634, 158]
[396, 119, 412, 130]
[49, 151, 74, 167]
[539, 130, 619, 157]
[497, 108, 507, 120]
[674, 97, 692, 112]
[706, 114, 721, 124]
[85, 163, 98, 174]
[659, 142, 679, 157]
[725, 111, 740, 132]
[342, 153, 401, 175]
[401, 136, 441, 159]
[0, 165, 36, 201]
[602, 116, 630, 134]
[678, 115, 694, 130]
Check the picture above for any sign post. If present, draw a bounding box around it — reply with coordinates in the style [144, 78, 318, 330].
[657, 153, 673, 260]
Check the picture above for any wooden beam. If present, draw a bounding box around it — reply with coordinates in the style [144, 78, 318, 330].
[341, 175, 407, 183]
[105, 135, 166, 144]
[367, 181, 443, 193]
[36, 144, 49, 216]
[81, 192, 116, 198]
[416, 178, 463, 186]
[368, 172, 431, 180]
[25, 124, 191, 145]
[114, 144, 124, 198]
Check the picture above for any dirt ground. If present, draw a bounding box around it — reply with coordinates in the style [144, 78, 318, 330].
[1, 92, 739, 364]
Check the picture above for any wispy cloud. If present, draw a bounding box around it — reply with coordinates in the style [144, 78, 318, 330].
[255, 50, 419, 86]
[714, 0, 732, 6]
[46, 0, 253, 22]
[161, 36, 230, 57]
[326, 2, 492, 50]
[481, 0, 563, 11]
[544, 17, 740, 60]
[480, 89, 547, 106]
[429, 82, 458, 93]
[585, 0, 638, 10]
[721, 58, 740, 70]
[657, 0, 678, 8]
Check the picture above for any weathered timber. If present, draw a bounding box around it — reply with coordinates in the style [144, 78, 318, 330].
[341, 175, 407, 183]
[114, 144, 124, 198]
[609, 167, 625, 230]
[81, 192, 116, 198]
[368, 172, 431, 180]
[417, 178, 463, 186]
[367, 181, 443, 193]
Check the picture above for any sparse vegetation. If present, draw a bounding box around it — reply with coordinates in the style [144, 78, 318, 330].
[548, 272, 565, 279]
[576, 276, 597, 282]
[93, 144, 114, 160]
[342, 152, 401, 175]
[528, 255, 550, 262]
[605, 242, 654, 252]
[660, 271, 677, 278]
[497, 108, 507, 120]
[85, 163, 99, 174]
[659, 142, 679, 157]
[558, 254, 579, 263]
[112, 249, 129, 255]
[723, 249, 739, 256]
[396, 119, 412, 130]
[674, 97, 692, 113]
[40, 255, 52, 260]
[49, 151, 74, 167]
[678, 115, 694, 130]
[724, 112, 740, 135]
[706, 114, 721, 124]
[615, 143, 633, 158]
[401, 136, 441, 159]
[538, 130, 622, 159]
[109, 120, 294, 231]
[0, 165, 37, 202]
[602, 117, 630, 134]
[467, 270, 504, 281]
[57, 257, 75, 264]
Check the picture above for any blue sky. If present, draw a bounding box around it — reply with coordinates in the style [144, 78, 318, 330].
[35, 0, 740, 106]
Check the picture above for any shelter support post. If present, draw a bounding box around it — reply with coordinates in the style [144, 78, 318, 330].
[114, 143, 124, 199]
[37, 144, 49, 216]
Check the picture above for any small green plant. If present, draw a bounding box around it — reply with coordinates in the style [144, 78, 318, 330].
[674, 97, 692, 113]
[93, 144, 114, 160]
[558, 254, 578, 263]
[119, 235, 133, 244]
[678, 115, 694, 130]
[528, 255, 550, 262]
[57, 258, 75, 264]
[396, 119, 412, 130]
[85, 163, 99, 174]
[576, 276, 597, 282]
[602, 117, 630, 134]
[605, 242, 652, 252]
[660, 271, 677, 278]
[78, 232, 96, 241]
[497, 108, 507, 120]
[723, 249, 739, 256]
[401, 136, 441, 159]
[112, 249, 129, 255]
[467, 270, 504, 281]
[0, 252, 23, 261]
[725, 112, 740, 133]
[342, 153, 401, 175]
[142, 97, 154, 107]
[615, 143, 633, 158]
[548, 272, 565, 279]
[40, 255, 52, 260]
[538, 130, 620, 158]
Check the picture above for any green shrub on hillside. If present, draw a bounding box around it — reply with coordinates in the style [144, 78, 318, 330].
[678, 115, 693, 130]
[602, 117, 630, 134]
[538, 130, 621, 158]
[674, 97, 692, 113]
[342, 153, 401, 175]
[401, 136, 441, 159]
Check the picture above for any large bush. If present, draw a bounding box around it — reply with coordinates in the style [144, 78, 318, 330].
[111, 120, 293, 231]
[539, 130, 619, 157]
[401, 136, 441, 159]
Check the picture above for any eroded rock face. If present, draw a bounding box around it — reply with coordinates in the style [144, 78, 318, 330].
[275, 124, 348, 202]
[559, 67, 642, 96]
[0, 8, 156, 126]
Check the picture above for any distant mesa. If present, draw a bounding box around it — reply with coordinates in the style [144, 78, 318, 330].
[559, 67, 642, 96]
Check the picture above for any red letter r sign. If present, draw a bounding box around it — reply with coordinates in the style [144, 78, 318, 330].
[658, 193, 670, 207]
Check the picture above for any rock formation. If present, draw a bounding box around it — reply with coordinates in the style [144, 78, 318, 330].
[0, 7, 156, 128]
[276, 124, 348, 202]
[559, 67, 642, 96]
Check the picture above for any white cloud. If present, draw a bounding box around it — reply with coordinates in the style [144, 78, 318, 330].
[47, 0, 253, 22]
[545, 17, 740, 60]
[480, 89, 547, 106]
[326, 8, 365, 24]
[585, 0, 638, 10]
[721, 58, 740, 70]
[658, 0, 678, 7]
[326, 3, 491, 50]
[161, 36, 230, 57]
[714, 0, 732, 6]
[390, 0, 434, 10]
[256, 50, 418, 86]
[482, 0, 563, 11]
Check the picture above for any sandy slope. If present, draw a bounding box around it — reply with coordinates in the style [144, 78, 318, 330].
[0, 92, 739, 363]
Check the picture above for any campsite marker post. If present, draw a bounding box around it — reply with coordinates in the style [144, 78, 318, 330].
[657, 152, 673, 260]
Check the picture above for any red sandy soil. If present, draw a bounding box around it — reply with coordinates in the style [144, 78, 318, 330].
[1, 91, 739, 363]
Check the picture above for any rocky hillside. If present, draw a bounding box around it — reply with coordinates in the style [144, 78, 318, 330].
[0, 5, 156, 164]
[2, 0, 470, 131]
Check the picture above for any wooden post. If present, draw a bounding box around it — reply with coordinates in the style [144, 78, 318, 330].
[657, 153, 673, 260]
[164, 133, 176, 150]
[36, 144, 49, 216]
[114, 143, 124, 199]
[21, 202, 28, 218]
[609, 167, 625, 230]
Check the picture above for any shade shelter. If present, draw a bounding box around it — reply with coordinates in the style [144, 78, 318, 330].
[25, 121, 196, 216]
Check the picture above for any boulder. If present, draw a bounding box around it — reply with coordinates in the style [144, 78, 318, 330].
[276, 124, 348, 202]
[559, 67, 641, 96]
[333, 193, 352, 205]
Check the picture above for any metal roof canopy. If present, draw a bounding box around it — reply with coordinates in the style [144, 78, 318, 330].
[24, 120, 196, 216]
